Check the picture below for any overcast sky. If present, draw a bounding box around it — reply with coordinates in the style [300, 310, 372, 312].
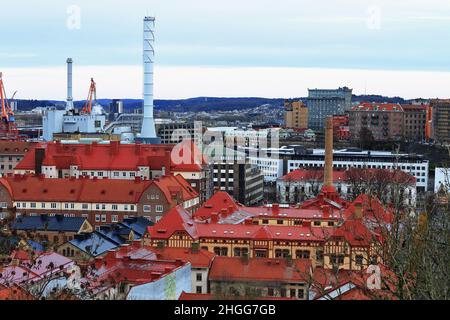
[2, 0, 450, 100]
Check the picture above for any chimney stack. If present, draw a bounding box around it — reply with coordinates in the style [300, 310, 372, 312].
[66, 58, 74, 111]
[323, 116, 336, 193]
[139, 17, 159, 144]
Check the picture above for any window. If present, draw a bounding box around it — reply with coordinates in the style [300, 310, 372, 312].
[298, 289, 304, 299]
[296, 250, 310, 259]
[112, 204, 118, 210]
[196, 273, 202, 282]
[275, 249, 290, 258]
[213, 247, 228, 256]
[331, 254, 345, 265]
[70, 203, 75, 209]
[233, 247, 249, 257]
[316, 250, 324, 262]
[114, 172, 119, 177]
[82, 203, 88, 210]
[267, 288, 274, 297]
[262, 219, 269, 224]
[155, 205, 163, 213]
[51, 203, 57, 209]
[95, 215, 100, 222]
[290, 289, 296, 298]
[355, 255, 364, 265]
[41, 203, 46, 208]
[64, 203, 69, 209]
[314, 221, 321, 226]
[143, 205, 151, 212]
[101, 215, 107, 222]
[130, 205, 135, 211]
[30, 203, 36, 208]
[196, 286, 202, 294]
[112, 215, 119, 223]
[101, 204, 106, 210]
[277, 220, 283, 225]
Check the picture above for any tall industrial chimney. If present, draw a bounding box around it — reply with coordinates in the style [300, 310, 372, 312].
[139, 16, 159, 143]
[322, 116, 336, 193]
[66, 58, 74, 111]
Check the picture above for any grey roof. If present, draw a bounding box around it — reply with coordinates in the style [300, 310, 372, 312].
[68, 232, 118, 257]
[119, 217, 153, 237]
[11, 215, 86, 233]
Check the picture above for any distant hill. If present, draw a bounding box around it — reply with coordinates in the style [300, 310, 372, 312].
[14, 94, 408, 112]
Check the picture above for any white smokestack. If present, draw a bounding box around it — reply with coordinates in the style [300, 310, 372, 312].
[66, 58, 74, 111]
[140, 16, 157, 141]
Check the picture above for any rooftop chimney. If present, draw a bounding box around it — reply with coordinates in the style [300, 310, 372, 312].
[139, 17, 159, 143]
[66, 58, 74, 111]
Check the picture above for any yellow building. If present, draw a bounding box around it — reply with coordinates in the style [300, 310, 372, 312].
[285, 100, 308, 129]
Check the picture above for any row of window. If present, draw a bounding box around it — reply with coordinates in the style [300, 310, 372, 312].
[15, 202, 136, 211]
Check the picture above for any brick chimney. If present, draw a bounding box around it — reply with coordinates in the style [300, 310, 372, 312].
[34, 148, 45, 175]
[210, 212, 219, 223]
[324, 117, 334, 189]
[354, 200, 363, 219]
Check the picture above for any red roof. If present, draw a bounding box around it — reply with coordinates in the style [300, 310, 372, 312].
[153, 247, 215, 268]
[194, 191, 239, 220]
[92, 249, 187, 286]
[148, 207, 332, 242]
[209, 257, 311, 283]
[351, 102, 404, 112]
[15, 141, 205, 173]
[0, 174, 198, 204]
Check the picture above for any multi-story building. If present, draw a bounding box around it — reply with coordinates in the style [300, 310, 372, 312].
[402, 104, 428, 142]
[431, 99, 450, 145]
[276, 168, 416, 207]
[284, 148, 429, 192]
[208, 256, 311, 300]
[0, 141, 37, 176]
[156, 121, 202, 144]
[14, 140, 212, 203]
[0, 174, 200, 225]
[210, 148, 264, 205]
[284, 100, 308, 129]
[307, 87, 352, 130]
[332, 115, 350, 141]
[145, 192, 387, 272]
[349, 103, 404, 141]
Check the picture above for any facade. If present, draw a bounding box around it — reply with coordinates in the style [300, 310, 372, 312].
[332, 115, 350, 141]
[277, 168, 416, 207]
[0, 174, 199, 225]
[144, 192, 389, 272]
[14, 141, 212, 203]
[208, 256, 311, 300]
[210, 148, 264, 205]
[307, 87, 352, 130]
[402, 104, 428, 142]
[349, 103, 404, 141]
[0, 141, 37, 176]
[284, 100, 308, 129]
[284, 148, 429, 191]
[431, 99, 450, 145]
[156, 122, 201, 144]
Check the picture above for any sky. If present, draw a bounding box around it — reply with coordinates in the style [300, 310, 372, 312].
[1, 0, 450, 100]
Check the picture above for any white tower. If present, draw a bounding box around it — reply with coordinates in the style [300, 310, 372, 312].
[66, 58, 74, 111]
[139, 16, 159, 143]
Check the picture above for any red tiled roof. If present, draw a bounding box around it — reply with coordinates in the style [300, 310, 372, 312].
[147, 206, 198, 239]
[153, 247, 215, 268]
[351, 102, 404, 112]
[15, 141, 205, 173]
[209, 257, 311, 283]
[0, 174, 198, 204]
[0, 141, 37, 155]
[194, 191, 239, 220]
[92, 250, 187, 286]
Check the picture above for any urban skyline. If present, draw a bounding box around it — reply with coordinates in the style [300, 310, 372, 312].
[2, 0, 450, 99]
